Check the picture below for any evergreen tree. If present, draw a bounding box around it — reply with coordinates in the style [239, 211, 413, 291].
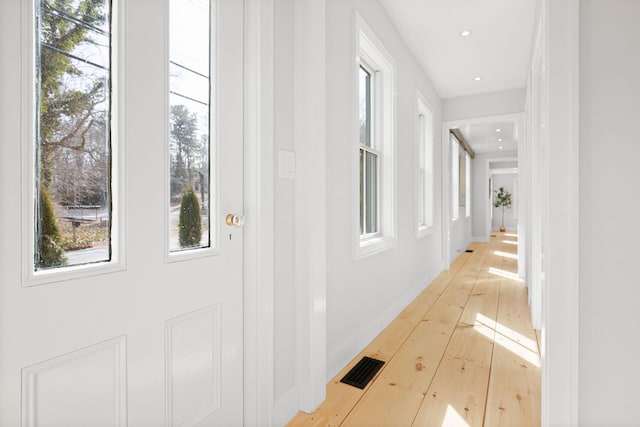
[179, 185, 202, 248]
[37, 185, 67, 268]
[170, 105, 199, 200]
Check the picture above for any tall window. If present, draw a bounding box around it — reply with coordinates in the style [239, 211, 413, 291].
[354, 13, 396, 259]
[416, 94, 433, 236]
[169, 0, 211, 253]
[34, 0, 112, 270]
[451, 135, 460, 221]
[359, 64, 378, 236]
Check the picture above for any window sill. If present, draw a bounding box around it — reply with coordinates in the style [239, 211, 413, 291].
[23, 259, 126, 287]
[417, 225, 434, 239]
[166, 245, 220, 263]
[355, 234, 397, 260]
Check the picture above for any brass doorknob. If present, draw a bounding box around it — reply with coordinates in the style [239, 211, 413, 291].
[225, 214, 244, 227]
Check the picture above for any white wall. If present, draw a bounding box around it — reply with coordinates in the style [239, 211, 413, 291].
[448, 217, 472, 262]
[491, 173, 518, 231]
[326, 0, 444, 381]
[579, 1, 640, 424]
[442, 88, 526, 122]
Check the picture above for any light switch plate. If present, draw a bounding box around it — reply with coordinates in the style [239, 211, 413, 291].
[278, 150, 295, 179]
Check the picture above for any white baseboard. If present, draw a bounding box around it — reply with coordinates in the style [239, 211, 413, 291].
[274, 385, 299, 427]
[326, 263, 444, 381]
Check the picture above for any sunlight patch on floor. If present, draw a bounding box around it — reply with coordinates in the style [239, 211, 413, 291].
[504, 233, 518, 238]
[488, 267, 523, 282]
[475, 313, 540, 368]
[441, 404, 470, 427]
[502, 240, 518, 246]
[494, 250, 518, 260]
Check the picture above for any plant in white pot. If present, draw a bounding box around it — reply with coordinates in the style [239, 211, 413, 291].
[493, 186, 513, 232]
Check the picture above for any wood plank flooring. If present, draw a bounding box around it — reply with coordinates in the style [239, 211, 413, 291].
[287, 232, 540, 427]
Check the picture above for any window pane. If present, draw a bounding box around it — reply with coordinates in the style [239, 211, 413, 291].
[169, 0, 211, 252]
[418, 114, 425, 168]
[459, 153, 466, 207]
[466, 153, 471, 217]
[35, 0, 112, 270]
[359, 66, 372, 148]
[365, 151, 378, 234]
[451, 138, 459, 220]
[418, 169, 425, 226]
[359, 149, 364, 235]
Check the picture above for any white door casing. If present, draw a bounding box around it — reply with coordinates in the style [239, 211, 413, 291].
[0, 0, 246, 425]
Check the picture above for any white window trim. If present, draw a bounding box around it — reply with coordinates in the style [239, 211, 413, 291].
[465, 152, 471, 219]
[353, 13, 396, 260]
[165, 0, 220, 263]
[415, 91, 434, 238]
[21, 0, 126, 286]
[450, 134, 460, 222]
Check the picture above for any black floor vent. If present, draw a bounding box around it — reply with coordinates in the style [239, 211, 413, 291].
[340, 356, 385, 389]
[491, 235, 497, 237]
[465, 249, 474, 253]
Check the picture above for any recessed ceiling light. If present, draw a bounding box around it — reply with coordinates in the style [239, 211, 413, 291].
[474, 76, 482, 81]
[498, 138, 503, 142]
[499, 146, 504, 150]
[496, 128, 502, 132]
[460, 30, 472, 37]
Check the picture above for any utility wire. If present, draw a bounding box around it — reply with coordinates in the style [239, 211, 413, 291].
[42, 43, 109, 72]
[170, 91, 209, 107]
[43, 4, 109, 37]
[170, 61, 209, 80]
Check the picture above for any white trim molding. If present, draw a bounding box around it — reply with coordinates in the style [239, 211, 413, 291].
[539, 0, 580, 426]
[440, 121, 451, 268]
[244, 0, 275, 425]
[294, 0, 327, 414]
[525, 12, 544, 330]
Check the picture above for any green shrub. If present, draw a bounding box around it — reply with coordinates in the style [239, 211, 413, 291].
[179, 185, 202, 248]
[38, 185, 67, 268]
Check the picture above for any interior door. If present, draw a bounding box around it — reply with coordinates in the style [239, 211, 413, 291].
[0, 0, 244, 425]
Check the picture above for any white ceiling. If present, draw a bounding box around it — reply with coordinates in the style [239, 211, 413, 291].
[378, 0, 536, 156]
[458, 119, 519, 154]
[379, 0, 538, 99]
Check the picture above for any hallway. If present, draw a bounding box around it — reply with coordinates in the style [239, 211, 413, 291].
[288, 232, 540, 426]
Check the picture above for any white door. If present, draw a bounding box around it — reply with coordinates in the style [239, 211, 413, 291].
[0, 0, 245, 425]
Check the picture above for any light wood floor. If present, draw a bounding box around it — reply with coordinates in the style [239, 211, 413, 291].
[287, 232, 540, 427]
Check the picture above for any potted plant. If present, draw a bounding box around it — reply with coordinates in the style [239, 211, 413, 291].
[493, 186, 513, 232]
